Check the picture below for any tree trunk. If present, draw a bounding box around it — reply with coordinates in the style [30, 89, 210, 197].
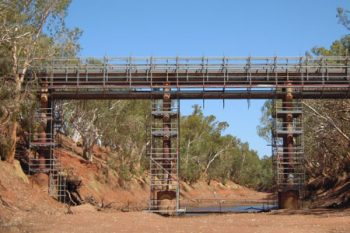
[6, 58, 24, 163]
[83, 146, 91, 162]
[83, 141, 94, 162]
[7, 120, 17, 163]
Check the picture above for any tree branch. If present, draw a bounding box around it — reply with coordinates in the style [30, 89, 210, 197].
[303, 101, 350, 142]
[204, 143, 230, 173]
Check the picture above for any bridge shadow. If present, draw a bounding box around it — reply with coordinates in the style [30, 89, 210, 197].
[270, 208, 350, 217]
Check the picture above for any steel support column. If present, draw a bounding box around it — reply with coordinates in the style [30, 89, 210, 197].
[162, 83, 172, 189]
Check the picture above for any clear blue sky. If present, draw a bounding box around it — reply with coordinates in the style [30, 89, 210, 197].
[66, 0, 349, 157]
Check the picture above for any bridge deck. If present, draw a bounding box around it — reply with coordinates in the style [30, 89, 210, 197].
[27, 56, 350, 99]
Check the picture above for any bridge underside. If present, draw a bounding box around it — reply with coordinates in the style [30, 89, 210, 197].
[50, 89, 350, 100]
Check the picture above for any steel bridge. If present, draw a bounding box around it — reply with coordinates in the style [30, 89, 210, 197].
[26, 56, 350, 213]
[27, 56, 350, 99]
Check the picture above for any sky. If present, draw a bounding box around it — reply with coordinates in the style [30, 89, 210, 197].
[66, 0, 349, 157]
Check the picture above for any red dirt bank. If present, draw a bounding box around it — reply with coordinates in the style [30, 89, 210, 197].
[1, 136, 349, 232]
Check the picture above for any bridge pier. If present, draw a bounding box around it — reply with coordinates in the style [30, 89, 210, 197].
[149, 84, 180, 213]
[274, 84, 304, 209]
[29, 81, 66, 202]
[28, 81, 53, 174]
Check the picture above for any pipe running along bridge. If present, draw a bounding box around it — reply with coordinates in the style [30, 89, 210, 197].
[26, 56, 350, 213]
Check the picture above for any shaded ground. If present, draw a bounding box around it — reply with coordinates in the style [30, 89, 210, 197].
[2, 209, 350, 233]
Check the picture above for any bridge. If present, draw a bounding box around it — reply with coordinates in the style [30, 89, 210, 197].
[28, 56, 350, 99]
[26, 56, 350, 213]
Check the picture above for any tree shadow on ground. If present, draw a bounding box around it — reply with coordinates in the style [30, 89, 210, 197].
[269, 208, 350, 217]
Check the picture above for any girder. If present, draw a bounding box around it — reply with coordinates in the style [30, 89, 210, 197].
[50, 89, 350, 100]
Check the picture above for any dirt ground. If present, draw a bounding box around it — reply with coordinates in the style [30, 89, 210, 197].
[1, 137, 349, 233]
[1, 209, 350, 233]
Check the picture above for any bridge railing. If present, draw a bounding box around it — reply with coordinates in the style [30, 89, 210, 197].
[26, 56, 349, 74]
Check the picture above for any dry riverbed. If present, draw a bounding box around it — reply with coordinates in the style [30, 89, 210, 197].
[2, 208, 350, 233]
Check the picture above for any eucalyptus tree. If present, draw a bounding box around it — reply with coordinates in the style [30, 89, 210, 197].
[0, 0, 80, 162]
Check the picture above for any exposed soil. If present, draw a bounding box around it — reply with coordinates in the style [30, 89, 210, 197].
[57, 135, 272, 210]
[0, 161, 64, 225]
[2, 209, 350, 233]
[1, 135, 349, 232]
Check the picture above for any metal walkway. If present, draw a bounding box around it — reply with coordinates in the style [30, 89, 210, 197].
[27, 56, 350, 99]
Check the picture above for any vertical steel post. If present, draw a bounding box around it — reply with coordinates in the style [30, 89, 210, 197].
[176, 98, 180, 211]
[39, 80, 49, 171]
[163, 83, 171, 189]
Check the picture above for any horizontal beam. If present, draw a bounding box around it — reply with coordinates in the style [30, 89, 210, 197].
[50, 89, 350, 100]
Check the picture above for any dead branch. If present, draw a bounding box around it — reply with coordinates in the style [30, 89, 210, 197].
[303, 101, 350, 142]
[204, 143, 231, 173]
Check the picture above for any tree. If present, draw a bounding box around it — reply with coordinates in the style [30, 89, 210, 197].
[179, 105, 230, 183]
[305, 34, 350, 180]
[63, 101, 102, 162]
[63, 99, 152, 179]
[256, 100, 273, 142]
[311, 35, 350, 56]
[179, 105, 273, 189]
[337, 7, 350, 30]
[0, 0, 80, 162]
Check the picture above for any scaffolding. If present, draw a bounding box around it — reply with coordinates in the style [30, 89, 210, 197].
[149, 86, 180, 213]
[29, 101, 67, 202]
[272, 99, 305, 207]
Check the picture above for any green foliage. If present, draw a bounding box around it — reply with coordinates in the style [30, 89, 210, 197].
[256, 156, 274, 191]
[63, 100, 151, 175]
[311, 35, 350, 56]
[180, 160, 201, 184]
[64, 102, 274, 189]
[256, 100, 273, 142]
[180, 105, 274, 190]
[0, 0, 80, 161]
[118, 165, 133, 182]
[303, 100, 350, 179]
[305, 31, 350, 185]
